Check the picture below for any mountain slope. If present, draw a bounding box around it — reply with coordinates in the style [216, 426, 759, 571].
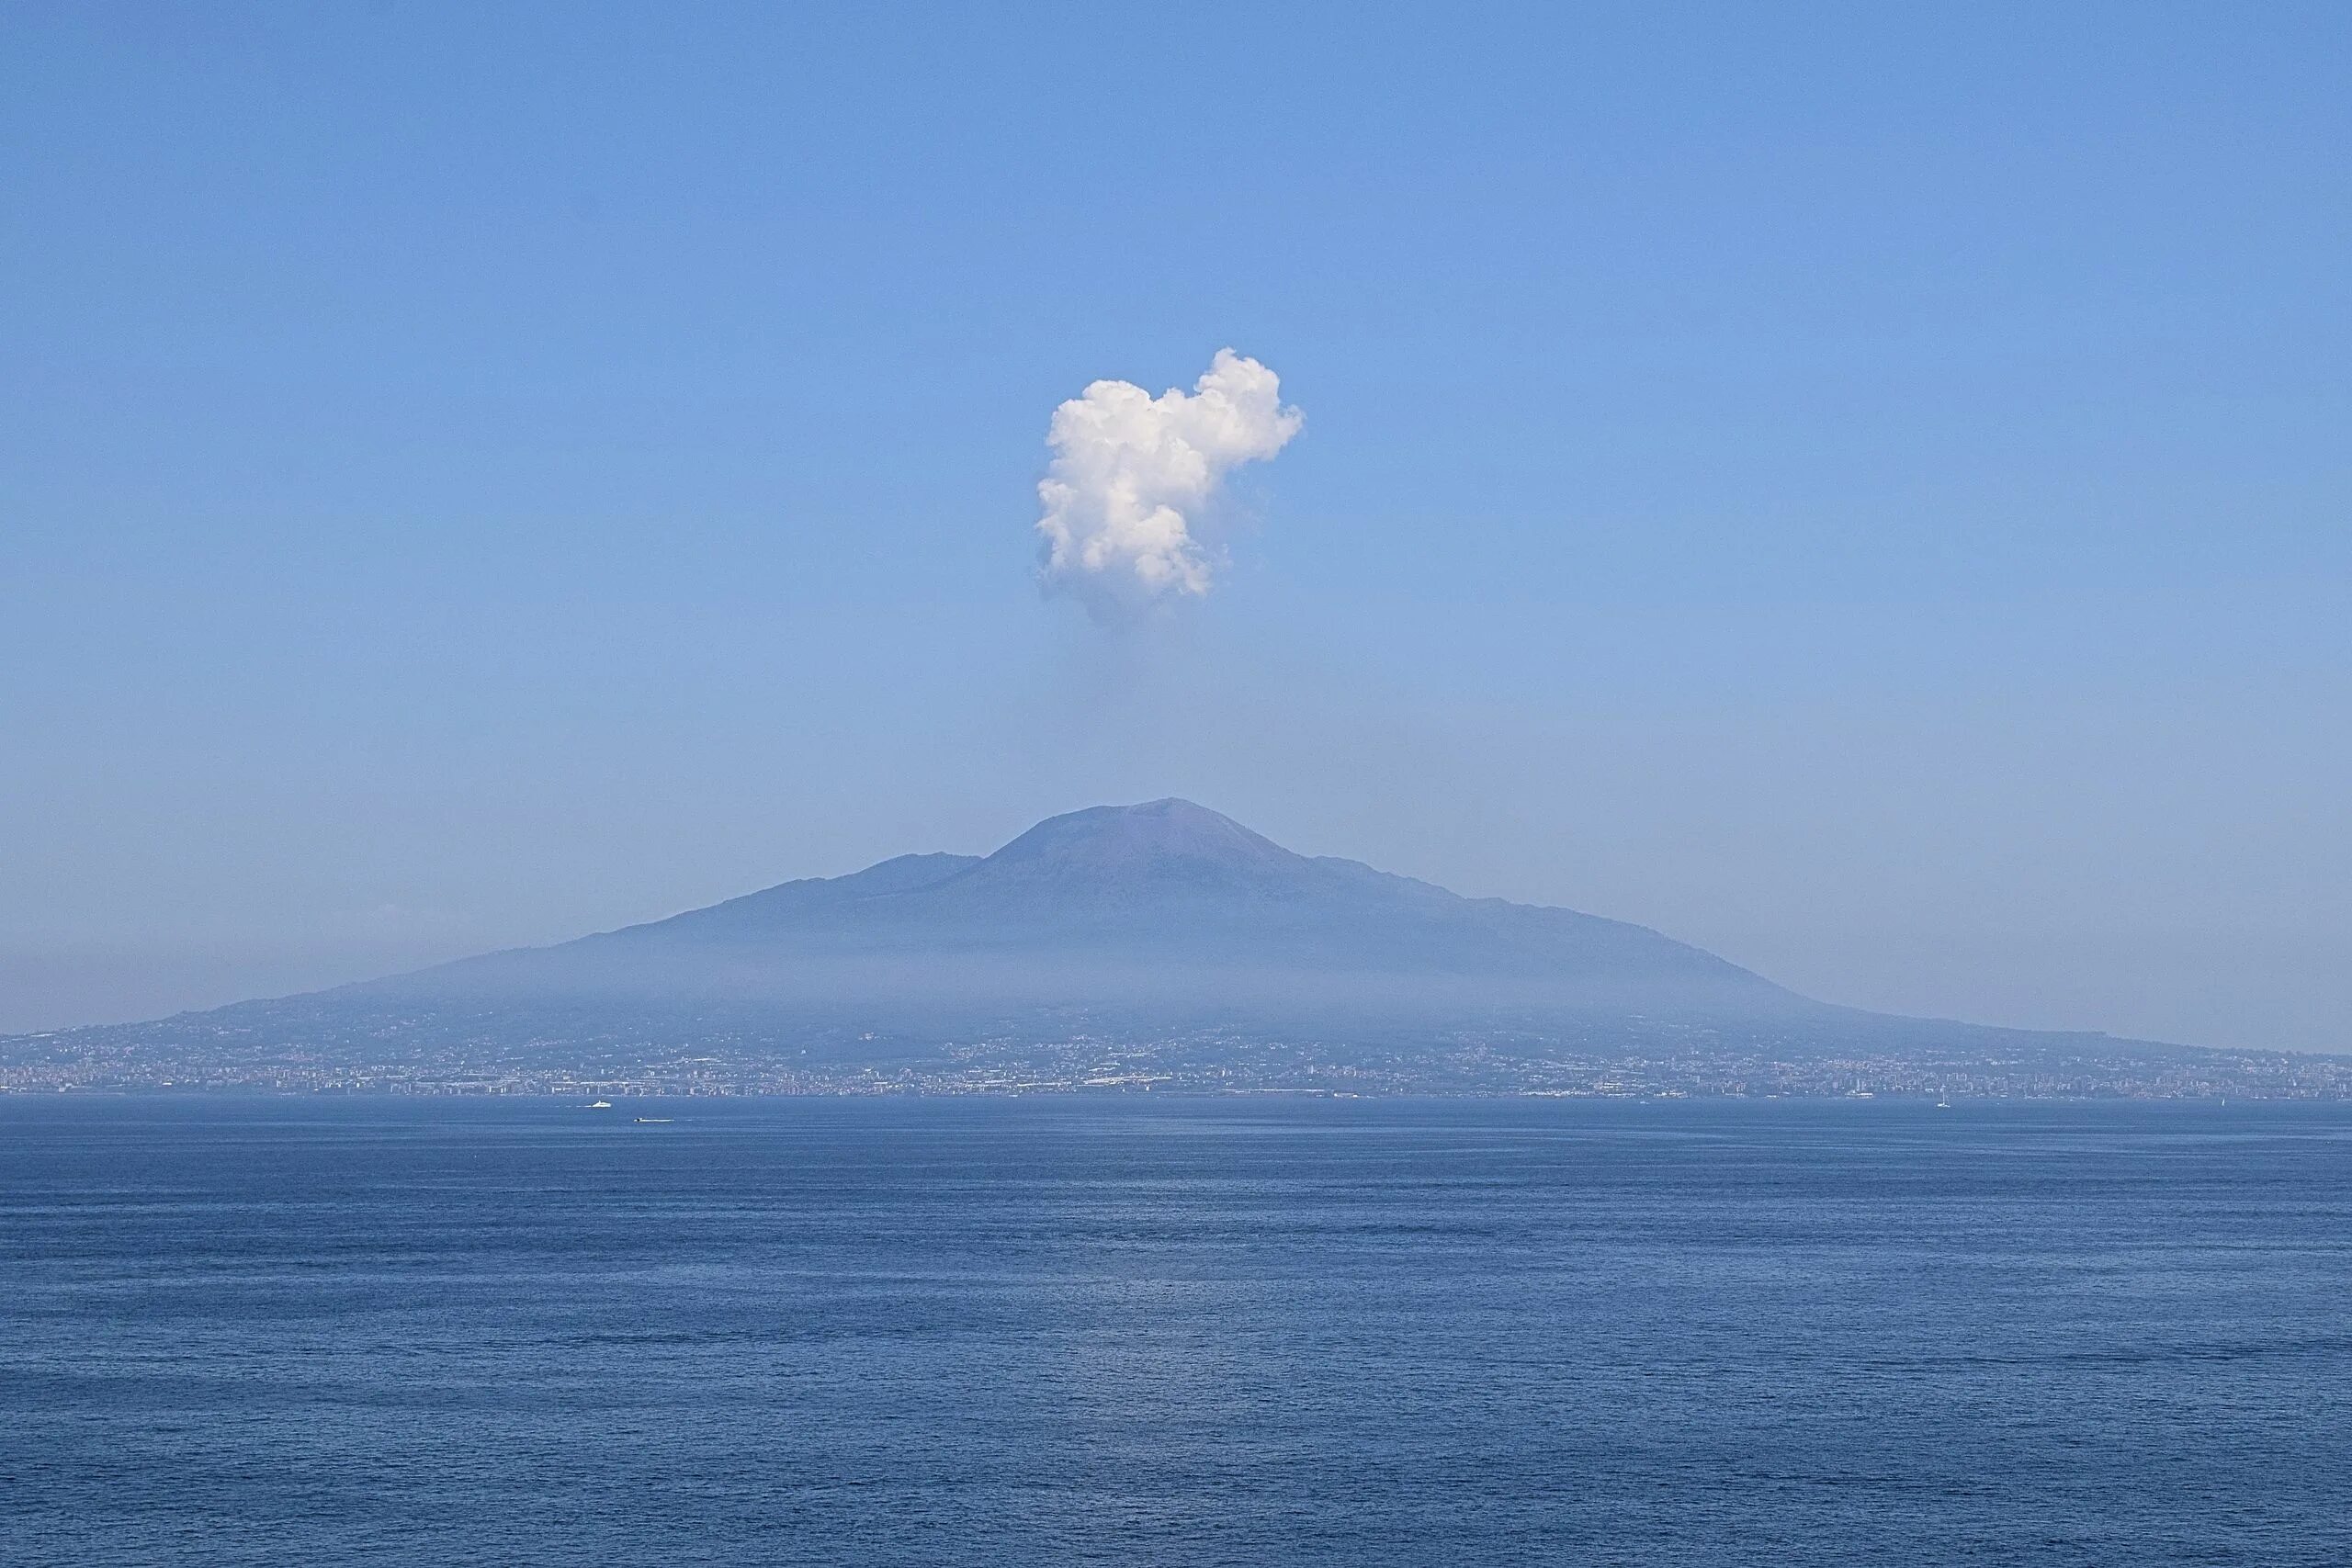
[383, 799, 1796, 1024]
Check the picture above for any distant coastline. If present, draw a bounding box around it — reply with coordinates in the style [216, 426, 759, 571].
[4, 1033, 2344, 1101]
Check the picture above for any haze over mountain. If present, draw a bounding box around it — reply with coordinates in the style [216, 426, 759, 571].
[6, 798, 2223, 1095]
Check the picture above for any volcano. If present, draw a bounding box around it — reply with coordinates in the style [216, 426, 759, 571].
[13, 799, 2144, 1077]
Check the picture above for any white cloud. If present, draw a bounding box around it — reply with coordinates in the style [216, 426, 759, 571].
[1035, 348, 1303, 615]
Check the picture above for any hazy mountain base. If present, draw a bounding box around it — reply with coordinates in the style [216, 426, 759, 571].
[6, 994, 2341, 1100]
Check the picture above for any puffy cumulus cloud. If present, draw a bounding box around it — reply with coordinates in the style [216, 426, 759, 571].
[1035, 349, 1303, 615]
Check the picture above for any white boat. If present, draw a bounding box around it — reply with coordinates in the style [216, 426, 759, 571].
[633, 1117, 672, 1124]
[586, 1100, 613, 1110]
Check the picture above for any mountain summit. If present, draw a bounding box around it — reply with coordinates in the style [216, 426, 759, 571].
[976, 798, 1310, 892]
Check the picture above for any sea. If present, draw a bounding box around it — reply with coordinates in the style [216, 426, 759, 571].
[3, 1094, 2347, 1566]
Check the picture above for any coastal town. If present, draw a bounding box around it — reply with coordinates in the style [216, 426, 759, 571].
[6, 1025, 2346, 1101]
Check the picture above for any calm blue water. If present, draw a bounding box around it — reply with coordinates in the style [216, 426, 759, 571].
[3, 1096, 2348, 1565]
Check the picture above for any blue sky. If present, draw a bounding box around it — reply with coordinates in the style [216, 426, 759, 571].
[3, 3, 2346, 1049]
